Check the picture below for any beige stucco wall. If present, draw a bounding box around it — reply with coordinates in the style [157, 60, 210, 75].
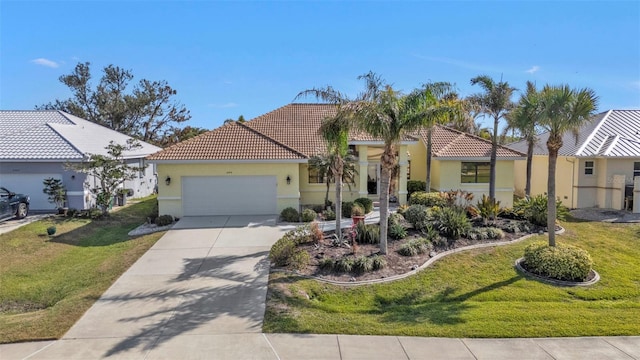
[298, 162, 361, 206]
[514, 155, 576, 207]
[407, 142, 428, 184]
[432, 160, 516, 207]
[156, 162, 300, 218]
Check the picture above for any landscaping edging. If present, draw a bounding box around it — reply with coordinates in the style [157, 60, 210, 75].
[273, 225, 565, 287]
[514, 257, 600, 287]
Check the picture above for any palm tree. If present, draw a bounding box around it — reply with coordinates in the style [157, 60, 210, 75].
[469, 75, 516, 201]
[538, 85, 598, 246]
[505, 81, 541, 197]
[309, 151, 358, 209]
[350, 72, 453, 254]
[296, 86, 352, 238]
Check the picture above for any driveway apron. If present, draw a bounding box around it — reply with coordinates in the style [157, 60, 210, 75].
[43, 215, 287, 359]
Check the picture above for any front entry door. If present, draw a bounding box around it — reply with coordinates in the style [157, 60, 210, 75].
[367, 164, 379, 195]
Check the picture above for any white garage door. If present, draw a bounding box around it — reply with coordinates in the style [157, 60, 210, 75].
[182, 176, 277, 216]
[0, 174, 62, 210]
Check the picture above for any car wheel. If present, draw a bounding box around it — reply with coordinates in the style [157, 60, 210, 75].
[16, 202, 28, 219]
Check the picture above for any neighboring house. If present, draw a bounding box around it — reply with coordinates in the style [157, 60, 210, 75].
[148, 103, 524, 218]
[0, 110, 161, 211]
[508, 110, 640, 212]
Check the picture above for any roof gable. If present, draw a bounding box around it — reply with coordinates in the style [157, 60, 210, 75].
[146, 121, 307, 161]
[416, 126, 525, 159]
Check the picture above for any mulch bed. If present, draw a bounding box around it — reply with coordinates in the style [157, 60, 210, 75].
[291, 218, 543, 282]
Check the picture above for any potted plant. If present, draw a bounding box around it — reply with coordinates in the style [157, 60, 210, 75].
[116, 188, 129, 206]
[351, 204, 365, 225]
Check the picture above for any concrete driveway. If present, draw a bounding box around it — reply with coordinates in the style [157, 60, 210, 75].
[18, 215, 288, 359]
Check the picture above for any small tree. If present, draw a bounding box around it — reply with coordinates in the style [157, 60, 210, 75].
[42, 178, 66, 209]
[67, 139, 145, 215]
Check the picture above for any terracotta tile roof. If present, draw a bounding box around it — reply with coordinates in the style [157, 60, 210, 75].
[146, 122, 307, 161]
[415, 125, 525, 158]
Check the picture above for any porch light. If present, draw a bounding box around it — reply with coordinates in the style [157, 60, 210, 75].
[286, 175, 291, 185]
[165, 176, 171, 186]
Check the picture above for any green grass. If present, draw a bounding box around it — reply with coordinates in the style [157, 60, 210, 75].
[264, 217, 640, 337]
[0, 198, 164, 343]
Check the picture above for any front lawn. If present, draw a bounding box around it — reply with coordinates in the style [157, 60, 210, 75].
[263, 217, 640, 337]
[0, 198, 164, 343]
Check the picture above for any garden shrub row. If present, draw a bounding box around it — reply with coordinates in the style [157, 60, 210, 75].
[319, 255, 386, 274]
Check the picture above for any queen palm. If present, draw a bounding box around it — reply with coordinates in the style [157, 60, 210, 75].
[505, 81, 541, 197]
[538, 85, 598, 246]
[469, 75, 516, 201]
[351, 73, 454, 254]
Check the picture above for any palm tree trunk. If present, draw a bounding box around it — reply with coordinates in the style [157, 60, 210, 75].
[547, 146, 558, 247]
[379, 166, 391, 255]
[335, 170, 343, 239]
[525, 140, 534, 197]
[325, 180, 330, 208]
[489, 116, 498, 201]
[426, 127, 433, 191]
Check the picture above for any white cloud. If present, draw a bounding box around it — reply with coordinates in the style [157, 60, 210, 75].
[525, 66, 540, 74]
[207, 102, 238, 108]
[30, 58, 60, 68]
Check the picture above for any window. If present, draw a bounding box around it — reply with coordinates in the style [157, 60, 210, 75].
[634, 162, 640, 179]
[584, 161, 594, 175]
[461, 162, 490, 183]
[308, 166, 325, 184]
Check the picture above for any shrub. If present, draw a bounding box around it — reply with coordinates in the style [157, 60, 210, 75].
[523, 242, 593, 281]
[371, 255, 386, 270]
[66, 208, 79, 217]
[80, 208, 104, 219]
[388, 223, 407, 239]
[322, 209, 336, 221]
[396, 204, 409, 216]
[155, 214, 174, 226]
[269, 236, 297, 267]
[318, 258, 334, 271]
[311, 204, 325, 213]
[407, 180, 427, 197]
[356, 222, 380, 244]
[388, 212, 405, 226]
[354, 197, 373, 213]
[397, 238, 432, 256]
[285, 225, 312, 244]
[280, 207, 300, 222]
[335, 258, 354, 272]
[353, 256, 374, 273]
[432, 207, 471, 240]
[301, 208, 317, 222]
[409, 191, 446, 207]
[421, 224, 440, 242]
[288, 250, 311, 270]
[403, 204, 429, 229]
[342, 202, 354, 218]
[351, 204, 365, 217]
[485, 227, 505, 239]
[476, 194, 501, 222]
[310, 222, 324, 243]
[467, 227, 489, 241]
[514, 195, 568, 227]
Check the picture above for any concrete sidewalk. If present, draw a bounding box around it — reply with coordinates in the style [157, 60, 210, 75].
[3, 334, 639, 359]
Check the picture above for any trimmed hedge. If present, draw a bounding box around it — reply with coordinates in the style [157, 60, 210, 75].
[354, 197, 373, 214]
[523, 242, 593, 281]
[342, 202, 354, 218]
[407, 180, 427, 197]
[409, 191, 446, 207]
[301, 208, 317, 222]
[280, 207, 299, 222]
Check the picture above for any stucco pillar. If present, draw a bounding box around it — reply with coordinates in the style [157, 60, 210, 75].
[358, 145, 368, 198]
[398, 145, 409, 205]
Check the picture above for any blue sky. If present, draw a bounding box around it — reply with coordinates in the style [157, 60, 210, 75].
[2, 1, 639, 131]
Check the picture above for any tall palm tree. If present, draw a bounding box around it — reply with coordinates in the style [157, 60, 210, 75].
[469, 75, 516, 201]
[538, 85, 598, 246]
[505, 81, 541, 197]
[350, 72, 453, 254]
[296, 87, 353, 238]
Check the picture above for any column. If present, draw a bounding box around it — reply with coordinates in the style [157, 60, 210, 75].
[398, 145, 409, 205]
[358, 145, 369, 198]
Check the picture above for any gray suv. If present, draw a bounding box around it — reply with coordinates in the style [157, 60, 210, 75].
[0, 187, 30, 222]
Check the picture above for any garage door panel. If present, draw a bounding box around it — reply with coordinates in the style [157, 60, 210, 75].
[182, 176, 277, 216]
[0, 174, 62, 210]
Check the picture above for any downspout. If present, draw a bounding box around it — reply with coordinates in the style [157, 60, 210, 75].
[566, 157, 576, 208]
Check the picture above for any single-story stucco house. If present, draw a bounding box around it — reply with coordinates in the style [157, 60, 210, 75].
[147, 103, 524, 218]
[509, 109, 640, 212]
[0, 110, 161, 211]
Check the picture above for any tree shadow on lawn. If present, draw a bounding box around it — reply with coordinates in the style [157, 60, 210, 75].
[376, 275, 523, 326]
[103, 250, 271, 357]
